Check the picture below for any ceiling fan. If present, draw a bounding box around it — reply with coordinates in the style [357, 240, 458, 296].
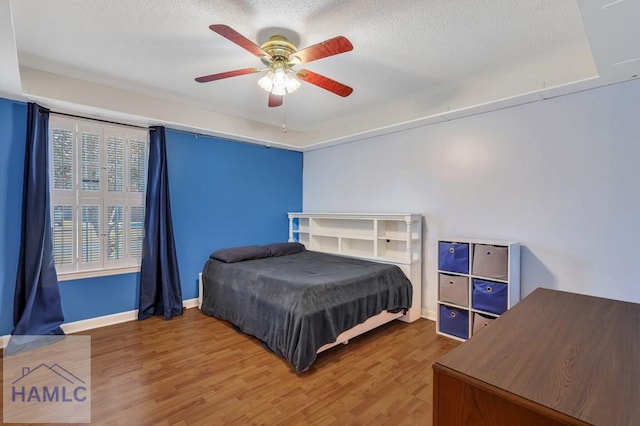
[195, 24, 354, 107]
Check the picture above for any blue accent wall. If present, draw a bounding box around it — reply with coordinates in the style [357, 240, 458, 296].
[0, 98, 303, 334]
[165, 129, 303, 300]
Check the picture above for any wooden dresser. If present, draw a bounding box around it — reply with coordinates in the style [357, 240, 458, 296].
[432, 288, 640, 425]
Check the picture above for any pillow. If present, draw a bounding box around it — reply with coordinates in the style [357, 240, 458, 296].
[209, 245, 271, 263]
[263, 242, 306, 257]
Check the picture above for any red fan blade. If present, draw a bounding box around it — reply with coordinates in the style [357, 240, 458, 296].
[296, 69, 353, 97]
[290, 36, 353, 64]
[209, 24, 270, 60]
[268, 93, 283, 107]
[195, 67, 262, 83]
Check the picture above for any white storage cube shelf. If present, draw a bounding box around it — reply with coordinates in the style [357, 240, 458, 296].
[288, 213, 423, 322]
[436, 238, 520, 341]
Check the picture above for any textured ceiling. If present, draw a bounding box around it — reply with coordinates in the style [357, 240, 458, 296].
[1, 0, 639, 149]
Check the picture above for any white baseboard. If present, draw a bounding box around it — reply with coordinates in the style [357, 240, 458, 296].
[2, 298, 200, 349]
[183, 298, 199, 309]
[422, 308, 436, 322]
[61, 310, 138, 334]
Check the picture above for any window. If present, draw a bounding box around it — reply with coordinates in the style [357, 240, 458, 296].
[49, 116, 148, 279]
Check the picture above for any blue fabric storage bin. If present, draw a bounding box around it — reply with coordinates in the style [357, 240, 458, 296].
[472, 279, 508, 315]
[439, 305, 469, 339]
[438, 242, 469, 274]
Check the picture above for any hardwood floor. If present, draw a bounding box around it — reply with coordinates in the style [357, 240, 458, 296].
[1, 308, 459, 425]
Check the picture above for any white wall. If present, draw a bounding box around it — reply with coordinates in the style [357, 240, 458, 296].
[303, 78, 640, 318]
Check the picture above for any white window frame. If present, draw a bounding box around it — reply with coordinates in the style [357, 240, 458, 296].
[49, 115, 148, 280]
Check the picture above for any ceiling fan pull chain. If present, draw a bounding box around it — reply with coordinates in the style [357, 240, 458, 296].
[282, 101, 288, 133]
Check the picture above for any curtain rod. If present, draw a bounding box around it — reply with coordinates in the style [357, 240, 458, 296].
[47, 109, 150, 130]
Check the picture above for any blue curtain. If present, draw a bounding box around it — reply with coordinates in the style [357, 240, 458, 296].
[138, 126, 183, 320]
[12, 103, 65, 337]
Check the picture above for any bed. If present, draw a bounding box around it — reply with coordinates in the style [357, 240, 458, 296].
[199, 243, 413, 372]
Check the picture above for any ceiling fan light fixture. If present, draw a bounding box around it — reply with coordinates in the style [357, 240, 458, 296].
[271, 68, 288, 95]
[258, 71, 274, 92]
[285, 71, 301, 93]
[258, 67, 301, 96]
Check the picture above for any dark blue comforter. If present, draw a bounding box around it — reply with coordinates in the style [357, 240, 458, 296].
[200, 250, 413, 372]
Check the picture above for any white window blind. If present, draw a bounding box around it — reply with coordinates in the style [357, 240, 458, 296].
[50, 116, 148, 279]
